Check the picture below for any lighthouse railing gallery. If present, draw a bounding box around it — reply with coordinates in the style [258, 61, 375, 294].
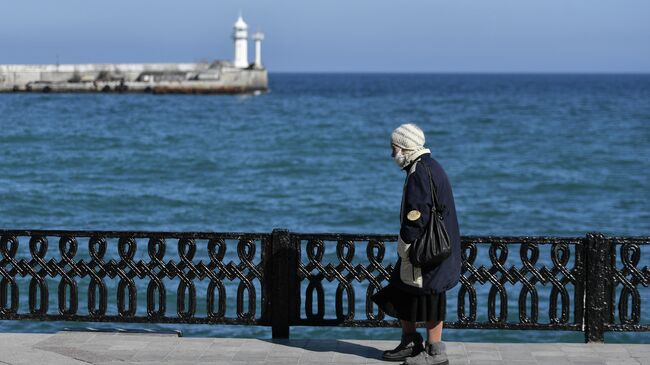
[0, 229, 648, 342]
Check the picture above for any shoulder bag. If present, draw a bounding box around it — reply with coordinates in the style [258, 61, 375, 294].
[408, 163, 451, 268]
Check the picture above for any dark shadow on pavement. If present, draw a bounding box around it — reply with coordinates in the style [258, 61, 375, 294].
[262, 338, 386, 360]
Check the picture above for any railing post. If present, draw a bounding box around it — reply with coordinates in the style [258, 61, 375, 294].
[584, 233, 611, 343]
[270, 229, 298, 339]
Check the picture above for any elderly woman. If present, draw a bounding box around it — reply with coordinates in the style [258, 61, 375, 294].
[372, 123, 461, 365]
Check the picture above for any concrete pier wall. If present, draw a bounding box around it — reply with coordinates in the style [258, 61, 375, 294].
[0, 62, 268, 94]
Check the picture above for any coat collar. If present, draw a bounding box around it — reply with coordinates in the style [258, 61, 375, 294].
[403, 152, 431, 172]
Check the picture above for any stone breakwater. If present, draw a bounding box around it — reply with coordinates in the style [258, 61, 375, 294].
[0, 61, 268, 94]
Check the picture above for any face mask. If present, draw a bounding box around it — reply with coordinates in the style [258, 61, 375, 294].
[393, 151, 407, 168]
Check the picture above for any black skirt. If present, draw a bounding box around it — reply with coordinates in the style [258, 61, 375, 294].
[371, 284, 446, 323]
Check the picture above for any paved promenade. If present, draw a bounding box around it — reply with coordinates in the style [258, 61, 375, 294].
[0, 331, 648, 365]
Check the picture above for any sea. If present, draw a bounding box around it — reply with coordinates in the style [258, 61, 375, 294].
[0, 73, 649, 343]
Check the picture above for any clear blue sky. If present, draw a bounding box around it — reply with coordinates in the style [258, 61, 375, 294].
[1, 0, 649, 72]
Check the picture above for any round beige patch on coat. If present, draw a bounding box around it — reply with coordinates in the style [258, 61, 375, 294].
[407, 210, 421, 221]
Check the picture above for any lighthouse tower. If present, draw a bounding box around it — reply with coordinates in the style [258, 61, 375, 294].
[232, 15, 249, 68]
[252, 32, 264, 68]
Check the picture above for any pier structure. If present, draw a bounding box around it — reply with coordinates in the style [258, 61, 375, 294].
[0, 16, 267, 94]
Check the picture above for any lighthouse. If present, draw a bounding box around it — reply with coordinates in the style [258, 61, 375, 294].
[232, 15, 248, 68]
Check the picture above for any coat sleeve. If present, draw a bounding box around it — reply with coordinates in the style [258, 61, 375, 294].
[399, 163, 433, 244]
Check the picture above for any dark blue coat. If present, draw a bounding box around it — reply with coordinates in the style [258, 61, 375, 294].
[389, 153, 461, 295]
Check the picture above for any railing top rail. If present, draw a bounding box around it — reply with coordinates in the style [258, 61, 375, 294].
[2, 230, 646, 242]
[290, 232, 398, 241]
[291, 232, 585, 243]
[603, 236, 650, 244]
[0, 229, 270, 240]
[461, 235, 584, 243]
[6, 230, 644, 243]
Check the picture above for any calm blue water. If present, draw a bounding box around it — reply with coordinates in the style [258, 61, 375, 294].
[0, 74, 649, 343]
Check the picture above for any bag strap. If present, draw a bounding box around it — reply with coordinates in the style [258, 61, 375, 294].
[421, 160, 446, 216]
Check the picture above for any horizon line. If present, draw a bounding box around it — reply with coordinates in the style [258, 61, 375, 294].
[267, 71, 650, 75]
[1, 62, 648, 75]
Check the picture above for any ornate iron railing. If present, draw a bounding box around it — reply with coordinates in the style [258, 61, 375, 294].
[0, 230, 270, 325]
[604, 236, 650, 333]
[292, 234, 587, 331]
[0, 229, 648, 342]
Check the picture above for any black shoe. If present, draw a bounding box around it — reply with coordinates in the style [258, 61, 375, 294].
[402, 342, 449, 365]
[382, 332, 424, 362]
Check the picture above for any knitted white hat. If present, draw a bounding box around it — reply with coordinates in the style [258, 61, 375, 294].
[391, 123, 425, 150]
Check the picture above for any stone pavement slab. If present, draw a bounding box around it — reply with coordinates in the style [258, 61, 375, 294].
[0, 331, 647, 364]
